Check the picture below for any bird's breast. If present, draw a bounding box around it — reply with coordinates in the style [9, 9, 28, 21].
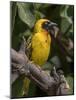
[31, 32, 51, 66]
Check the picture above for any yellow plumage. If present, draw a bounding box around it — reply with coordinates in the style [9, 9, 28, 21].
[31, 31, 51, 66]
[31, 19, 51, 66]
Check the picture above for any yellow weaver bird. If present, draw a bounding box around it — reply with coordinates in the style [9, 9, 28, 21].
[27, 19, 58, 65]
[24, 19, 59, 95]
[31, 19, 51, 66]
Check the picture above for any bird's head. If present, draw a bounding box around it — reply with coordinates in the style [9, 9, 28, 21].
[34, 19, 59, 38]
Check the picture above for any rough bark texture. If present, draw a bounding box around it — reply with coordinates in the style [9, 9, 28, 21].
[11, 47, 69, 96]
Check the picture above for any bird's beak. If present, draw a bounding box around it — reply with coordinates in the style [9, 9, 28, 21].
[42, 21, 59, 38]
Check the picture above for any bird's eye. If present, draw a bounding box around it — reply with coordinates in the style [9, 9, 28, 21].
[47, 21, 51, 24]
[42, 21, 49, 31]
[43, 22, 48, 27]
[44, 22, 48, 25]
[44, 21, 51, 26]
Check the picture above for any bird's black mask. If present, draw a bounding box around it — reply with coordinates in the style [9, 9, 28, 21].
[42, 21, 59, 38]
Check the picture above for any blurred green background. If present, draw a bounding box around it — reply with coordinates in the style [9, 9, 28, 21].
[11, 2, 74, 98]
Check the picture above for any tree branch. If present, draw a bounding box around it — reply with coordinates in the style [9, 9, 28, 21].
[11, 47, 69, 96]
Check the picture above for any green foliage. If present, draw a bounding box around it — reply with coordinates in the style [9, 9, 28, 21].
[28, 81, 37, 97]
[66, 76, 74, 94]
[11, 75, 25, 98]
[60, 6, 73, 36]
[17, 2, 36, 28]
[11, 2, 74, 97]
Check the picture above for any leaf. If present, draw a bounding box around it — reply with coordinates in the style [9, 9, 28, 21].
[28, 81, 36, 96]
[11, 75, 25, 98]
[12, 35, 20, 50]
[33, 3, 51, 10]
[42, 62, 53, 70]
[11, 2, 17, 33]
[50, 56, 61, 69]
[34, 10, 45, 20]
[33, 3, 42, 10]
[60, 6, 73, 34]
[17, 2, 36, 28]
[19, 29, 32, 38]
[66, 76, 74, 94]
